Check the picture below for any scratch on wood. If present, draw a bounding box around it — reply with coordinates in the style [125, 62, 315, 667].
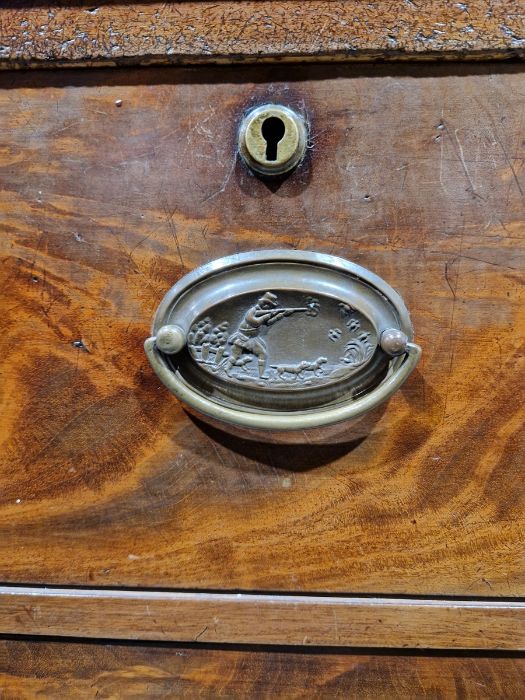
[194, 625, 208, 641]
[452, 127, 483, 199]
[444, 259, 457, 299]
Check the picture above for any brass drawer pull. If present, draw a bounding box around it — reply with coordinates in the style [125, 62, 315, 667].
[144, 250, 421, 433]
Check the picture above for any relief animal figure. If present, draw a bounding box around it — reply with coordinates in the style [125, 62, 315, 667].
[271, 357, 328, 381]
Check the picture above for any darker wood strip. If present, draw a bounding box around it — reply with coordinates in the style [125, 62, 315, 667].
[0, 1, 524, 69]
[1, 638, 525, 698]
[1, 588, 524, 649]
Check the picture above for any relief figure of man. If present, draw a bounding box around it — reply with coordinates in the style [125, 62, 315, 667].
[222, 292, 300, 379]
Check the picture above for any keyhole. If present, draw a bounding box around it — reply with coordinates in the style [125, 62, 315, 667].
[261, 116, 286, 161]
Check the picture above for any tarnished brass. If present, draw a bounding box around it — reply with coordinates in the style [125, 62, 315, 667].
[238, 104, 307, 176]
[144, 251, 421, 436]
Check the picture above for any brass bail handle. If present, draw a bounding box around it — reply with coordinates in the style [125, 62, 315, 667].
[144, 250, 421, 433]
[145, 336, 421, 431]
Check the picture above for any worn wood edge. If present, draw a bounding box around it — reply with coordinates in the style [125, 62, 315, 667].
[1, 587, 524, 649]
[1, 1, 524, 69]
[1, 50, 525, 71]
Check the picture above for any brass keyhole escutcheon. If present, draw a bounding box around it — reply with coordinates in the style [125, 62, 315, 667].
[238, 104, 308, 176]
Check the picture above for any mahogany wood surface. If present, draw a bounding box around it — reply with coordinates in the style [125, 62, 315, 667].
[1, 1, 524, 69]
[0, 62, 524, 598]
[0, 587, 524, 649]
[1, 639, 525, 699]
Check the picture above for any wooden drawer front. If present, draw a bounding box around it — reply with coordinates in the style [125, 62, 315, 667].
[1, 639, 525, 698]
[0, 63, 523, 598]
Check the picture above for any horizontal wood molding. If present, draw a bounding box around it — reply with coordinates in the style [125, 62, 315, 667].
[0, 2, 524, 69]
[1, 587, 524, 649]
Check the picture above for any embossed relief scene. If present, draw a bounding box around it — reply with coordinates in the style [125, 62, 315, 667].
[187, 291, 377, 389]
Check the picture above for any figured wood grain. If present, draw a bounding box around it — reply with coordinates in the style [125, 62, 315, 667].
[0, 587, 524, 648]
[1, 639, 525, 699]
[0, 62, 524, 596]
[1, 1, 524, 69]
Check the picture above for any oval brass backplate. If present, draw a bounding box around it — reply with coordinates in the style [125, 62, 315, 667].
[144, 251, 421, 436]
[238, 104, 308, 176]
